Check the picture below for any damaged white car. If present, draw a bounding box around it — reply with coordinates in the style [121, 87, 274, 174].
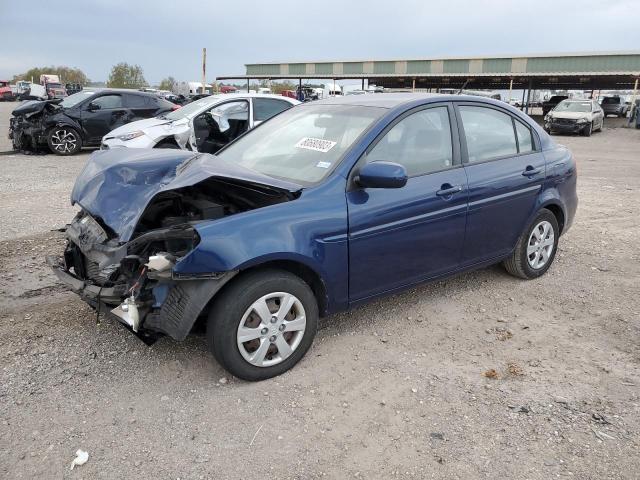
[101, 94, 299, 154]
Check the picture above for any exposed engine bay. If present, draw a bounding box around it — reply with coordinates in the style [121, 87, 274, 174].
[49, 174, 296, 342]
[9, 100, 63, 152]
[47, 148, 303, 341]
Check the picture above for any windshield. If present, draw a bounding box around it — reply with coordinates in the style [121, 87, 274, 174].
[60, 90, 96, 108]
[554, 101, 592, 113]
[218, 104, 385, 185]
[164, 96, 220, 120]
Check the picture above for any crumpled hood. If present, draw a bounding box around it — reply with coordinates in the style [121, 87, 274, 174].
[71, 148, 302, 242]
[12, 99, 61, 117]
[104, 117, 172, 139]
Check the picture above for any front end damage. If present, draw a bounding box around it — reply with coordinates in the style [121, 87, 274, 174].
[48, 148, 301, 343]
[47, 212, 237, 342]
[9, 100, 62, 152]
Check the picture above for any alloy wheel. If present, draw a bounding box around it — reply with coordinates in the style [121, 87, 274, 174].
[50, 129, 78, 153]
[236, 292, 306, 367]
[527, 220, 554, 269]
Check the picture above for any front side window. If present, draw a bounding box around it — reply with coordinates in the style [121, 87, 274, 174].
[459, 106, 517, 162]
[219, 104, 384, 185]
[365, 106, 453, 177]
[253, 98, 292, 121]
[91, 94, 123, 109]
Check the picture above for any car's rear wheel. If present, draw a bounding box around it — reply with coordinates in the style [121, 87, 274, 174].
[47, 127, 82, 155]
[503, 208, 559, 280]
[207, 269, 318, 381]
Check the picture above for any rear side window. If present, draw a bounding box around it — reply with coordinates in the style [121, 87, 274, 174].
[366, 106, 453, 177]
[459, 106, 517, 163]
[91, 94, 123, 109]
[124, 94, 151, 108]
[514, 120, 534, 153]
[253, 98, 292, 121]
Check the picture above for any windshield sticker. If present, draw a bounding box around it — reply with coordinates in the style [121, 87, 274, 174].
[316, 161, 332, 169]
[296, 137, 337, 153]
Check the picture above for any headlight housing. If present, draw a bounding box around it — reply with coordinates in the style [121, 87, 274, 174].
[576, 117, 589, 123]
[117, 131, 145, 141]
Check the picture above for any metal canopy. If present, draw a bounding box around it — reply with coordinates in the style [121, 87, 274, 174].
[217, 51, 640, 90]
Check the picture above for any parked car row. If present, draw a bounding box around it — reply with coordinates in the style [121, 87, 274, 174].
[48, 94, 578, 380]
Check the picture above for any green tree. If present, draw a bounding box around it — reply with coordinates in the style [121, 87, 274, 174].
[12, 66, 89, 85]
[158, 76, 176, 91]
[107, 63, 147, 89]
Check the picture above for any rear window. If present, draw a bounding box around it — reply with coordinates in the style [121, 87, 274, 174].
[601, 97, 620, 105]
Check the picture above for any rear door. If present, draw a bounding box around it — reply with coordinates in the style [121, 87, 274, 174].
[347, 103, 469, 301]
[80, 93, 127, 145]
[455, 103, 545, 264]
[123, 93, 157, 121]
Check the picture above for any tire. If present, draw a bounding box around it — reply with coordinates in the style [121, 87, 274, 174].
[154, 140, 180, 149]
[582, 122, 592, 137]
[207, 269, 319, 381]
[503, 208, 559, 280]
[47, 126, 82, 155]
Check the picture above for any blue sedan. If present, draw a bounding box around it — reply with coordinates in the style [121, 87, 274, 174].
[49, 93, 578, 381]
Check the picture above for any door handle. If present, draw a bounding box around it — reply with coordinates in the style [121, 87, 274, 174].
[522, 166, 542, 177]
[436, 184, 463, 197]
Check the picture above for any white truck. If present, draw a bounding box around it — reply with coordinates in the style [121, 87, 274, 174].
[174, 81, 213, 96]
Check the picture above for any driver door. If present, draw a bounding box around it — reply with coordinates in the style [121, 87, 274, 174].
[81, 94, 127, 144]
[189, 99, 250, 153]
[347, 104, 468, 301]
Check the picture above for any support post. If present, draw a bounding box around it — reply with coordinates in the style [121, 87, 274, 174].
[201, 48, 207, 94]
[247, 79, 250, 93]
[361, 78, 364, 90]
[412, 78, 416, 92]
[631, 78, 639, 124]
[525, 79, 532, 115]
[508, 78, 513, 103]
[299, 78, 302, 102]
[333, 78, 336, 96]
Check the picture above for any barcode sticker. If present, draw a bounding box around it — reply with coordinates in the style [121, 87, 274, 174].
[295, 137, 337, 153]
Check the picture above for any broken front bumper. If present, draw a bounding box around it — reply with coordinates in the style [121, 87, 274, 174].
[47, 225, 237, 342]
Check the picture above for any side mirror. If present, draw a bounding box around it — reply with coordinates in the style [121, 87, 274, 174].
[356, 161, 408, 189]
[87, 102, 101, 111]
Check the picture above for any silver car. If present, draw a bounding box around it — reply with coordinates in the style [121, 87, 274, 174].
[544, 99, 604, 137]
[101, 94, 299, 153]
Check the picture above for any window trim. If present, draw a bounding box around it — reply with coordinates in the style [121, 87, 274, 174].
[252, 97, 293, 121]
[453, 102, 541, 166]
[348, 102, 461, 187]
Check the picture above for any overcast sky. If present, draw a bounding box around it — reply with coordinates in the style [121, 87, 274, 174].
[1, 0, 638, 84]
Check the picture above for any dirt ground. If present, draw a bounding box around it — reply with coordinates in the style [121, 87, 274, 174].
[0, 101, 639, 479]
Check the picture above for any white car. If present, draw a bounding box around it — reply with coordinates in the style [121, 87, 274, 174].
[101, 94, 299, 153]
[544, 99, 605, 137]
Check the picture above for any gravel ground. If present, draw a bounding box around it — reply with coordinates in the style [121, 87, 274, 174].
[0, 101, 639, 479]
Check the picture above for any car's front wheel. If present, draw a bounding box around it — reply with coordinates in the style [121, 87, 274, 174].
[47, 127, 82, 155]
[583, 122, 593, 137]
[207, 269, 319, 381]
[503, 208, 559, 279]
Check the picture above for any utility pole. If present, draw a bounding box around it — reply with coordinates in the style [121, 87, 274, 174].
[201, 48, 207, 94]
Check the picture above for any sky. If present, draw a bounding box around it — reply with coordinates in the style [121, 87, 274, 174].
[1, 0, 639, 84]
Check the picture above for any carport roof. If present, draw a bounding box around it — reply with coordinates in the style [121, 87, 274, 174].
[216, 51, 640, 90]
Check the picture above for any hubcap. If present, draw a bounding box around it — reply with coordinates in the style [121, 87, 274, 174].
[527, 220, 554, 269]
[50, 129, 77, 153]
[236, 292, 306, 368]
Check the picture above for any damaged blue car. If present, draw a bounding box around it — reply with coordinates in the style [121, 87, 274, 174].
[49, 94, 577, 381]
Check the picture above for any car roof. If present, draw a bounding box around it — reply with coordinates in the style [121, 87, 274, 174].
[201, 93, 300, 104]
[310, 92, 512, 109]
